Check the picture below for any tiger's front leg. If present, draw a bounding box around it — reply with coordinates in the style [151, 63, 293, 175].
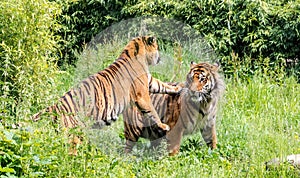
[149, 76, 183, 94]
[134, 93, 170, 131]
[125, 140, 136, 153]
[201, 117, 217, 149]
[165, 119, 185, 156]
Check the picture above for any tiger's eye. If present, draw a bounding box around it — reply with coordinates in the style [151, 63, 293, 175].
[199, 77, 206, 82]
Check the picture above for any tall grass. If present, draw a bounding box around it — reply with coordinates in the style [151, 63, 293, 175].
[1, 42, 299, 177]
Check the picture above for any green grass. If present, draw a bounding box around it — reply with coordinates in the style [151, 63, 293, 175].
[1, 42, 300, 177]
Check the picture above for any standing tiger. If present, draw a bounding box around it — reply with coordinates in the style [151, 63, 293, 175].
[123, 62, 225, 155]
[32, 36, 182, 134]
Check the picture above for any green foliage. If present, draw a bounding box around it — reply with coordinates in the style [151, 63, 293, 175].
[122, 0, 300, 79]
[0, 0, 61, 120]
[0, 126, 24, 176]
[51, 0, 299, 79]
[54, 0, 129, 65]
[0, 122, 108, 177]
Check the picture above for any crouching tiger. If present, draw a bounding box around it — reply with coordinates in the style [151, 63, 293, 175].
[123, 62, 225, 155]
[32, 36, 182, 154]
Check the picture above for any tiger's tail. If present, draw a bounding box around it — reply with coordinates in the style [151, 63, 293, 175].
[32, 106, 54, 122]
[32, 109, 45, 122]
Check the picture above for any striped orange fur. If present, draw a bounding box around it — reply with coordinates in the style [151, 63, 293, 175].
[123, 62, 225, 155]
[32, 36, 182, 133]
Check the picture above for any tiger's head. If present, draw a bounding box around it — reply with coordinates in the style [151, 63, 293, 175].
[125, 36, 160, 65]
[185, 61, 224, 101]
[142, 36, 160, 65]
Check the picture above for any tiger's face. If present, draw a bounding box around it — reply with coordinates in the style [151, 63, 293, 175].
[143, 36, 160, 65]
[187, 62, 220, 94]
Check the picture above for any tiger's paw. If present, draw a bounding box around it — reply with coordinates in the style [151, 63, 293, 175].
[158, 123, 170, 131]
[175, 85, 183, 93]
[167, 85, 183, 94]
[168, 147, 180, 156]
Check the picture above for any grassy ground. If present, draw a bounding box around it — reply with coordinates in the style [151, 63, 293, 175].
[1, 42, 299, 177]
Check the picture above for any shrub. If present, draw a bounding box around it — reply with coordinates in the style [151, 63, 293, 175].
[0, 0, 61, 120]
[54, 0, 129, 65]
[53, 0, 300, 80]
[122, 0, 300, 79]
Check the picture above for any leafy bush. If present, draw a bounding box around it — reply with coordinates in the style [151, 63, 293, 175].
[54, 0, 129, 65]
[0, 0, 61, 120]
[52, 0, 299, 79]
[122, 0, 300, 79]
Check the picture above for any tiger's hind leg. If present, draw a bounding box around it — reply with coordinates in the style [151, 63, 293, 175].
[165, 122, 185, 156]
[123, 105, 145, 154]
[123, 120, 141, 154]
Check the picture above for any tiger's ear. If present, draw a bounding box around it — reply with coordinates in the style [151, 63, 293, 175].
[190, 61, 197, 68]
[211, 61, 220, 71]
[147, 36, 156, 45]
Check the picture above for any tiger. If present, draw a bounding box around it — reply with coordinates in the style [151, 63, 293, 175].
[122, 61, 225, 156]
[32, 36, 182, 154]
